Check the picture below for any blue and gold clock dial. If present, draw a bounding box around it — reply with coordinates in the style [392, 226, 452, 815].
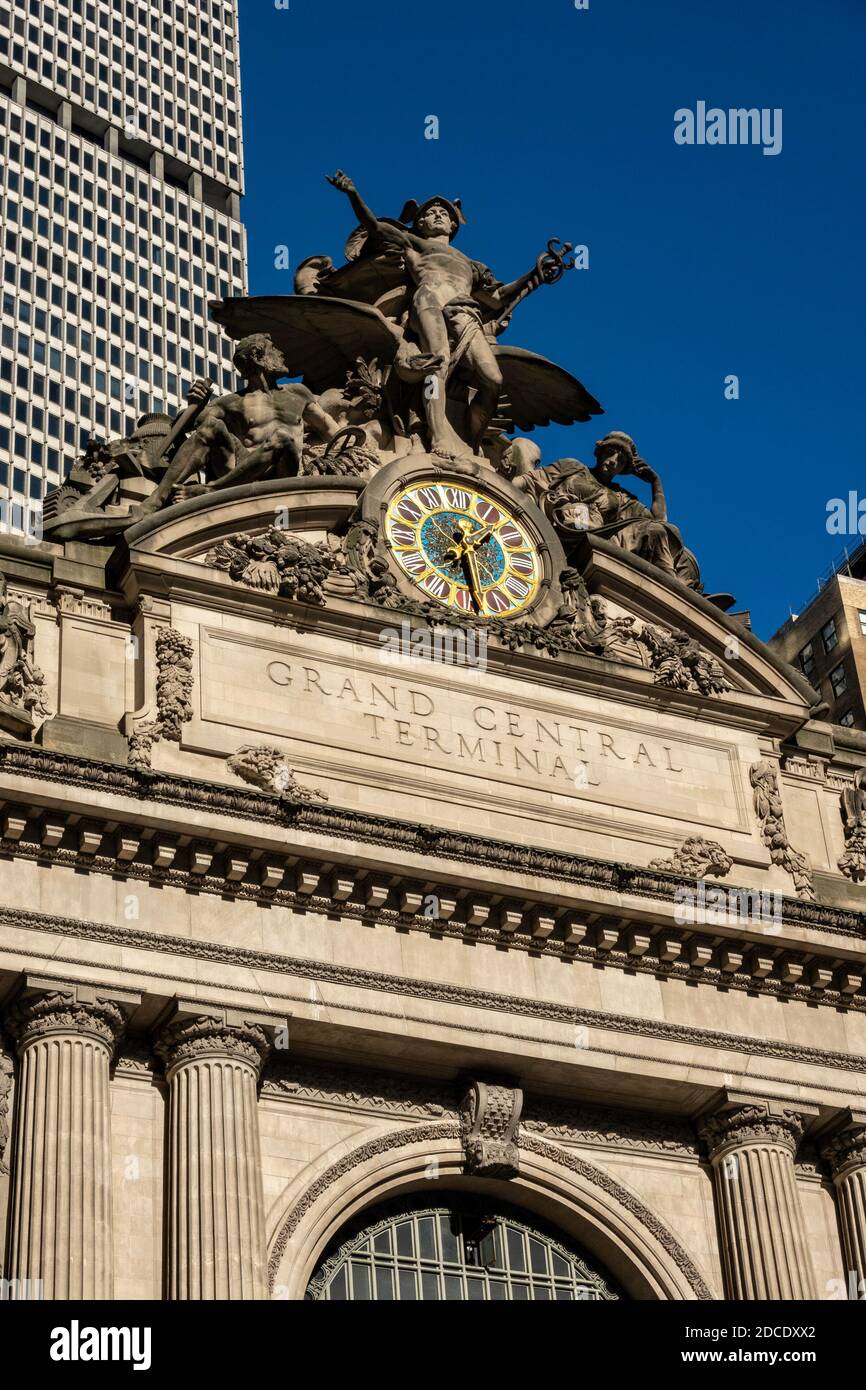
[384, 479, 542, 617]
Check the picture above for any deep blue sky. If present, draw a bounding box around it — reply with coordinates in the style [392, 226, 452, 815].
[236, 0, 865, 638]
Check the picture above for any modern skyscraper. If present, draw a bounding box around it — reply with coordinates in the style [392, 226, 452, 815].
[0, 0, 248, 519]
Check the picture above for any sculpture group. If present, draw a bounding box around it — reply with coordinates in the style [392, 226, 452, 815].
[43, 170, 723, 607]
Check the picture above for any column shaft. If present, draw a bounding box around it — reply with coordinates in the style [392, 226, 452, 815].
[158, 1013, 272, 1301]
[3, 989, 129, 1300]
[820, 1116, 866, 1292]
[699, 1099, 816, 1301]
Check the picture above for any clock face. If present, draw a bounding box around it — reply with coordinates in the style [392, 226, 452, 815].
[384, 479, 542, 617]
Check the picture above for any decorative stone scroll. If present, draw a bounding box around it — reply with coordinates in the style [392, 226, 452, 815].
[459, 1078, 523, 1178]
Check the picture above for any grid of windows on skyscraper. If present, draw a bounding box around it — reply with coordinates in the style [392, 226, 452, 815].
[0, 0, 248, 504]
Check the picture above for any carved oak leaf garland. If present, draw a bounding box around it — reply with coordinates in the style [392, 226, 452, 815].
[206, 528, 332, 605]
[128, 627, 194, 769]
[749, 760, 815, 901]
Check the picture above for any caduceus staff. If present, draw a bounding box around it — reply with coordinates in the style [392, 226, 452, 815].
[491, 238, 577, 335]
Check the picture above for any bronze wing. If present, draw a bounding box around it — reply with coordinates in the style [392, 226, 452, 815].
[493, 345, 603, 431]
[210, 295, 402, 394]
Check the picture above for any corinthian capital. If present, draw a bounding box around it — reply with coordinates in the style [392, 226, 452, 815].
[154, 1002, 283, 1078]
[817, 1110, 866, 1180]
[696, 1093, 817, 1161]
[4, 977, 139, 1058]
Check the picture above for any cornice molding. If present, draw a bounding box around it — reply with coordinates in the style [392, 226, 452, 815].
[2, 901, 866, 1078]
[0, 813, 863, 1011]
[0, 745, 864, 945]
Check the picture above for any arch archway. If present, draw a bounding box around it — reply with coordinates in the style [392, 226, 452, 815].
[306, 1193, 622, 1300]
[267, 1123, 713, 1300]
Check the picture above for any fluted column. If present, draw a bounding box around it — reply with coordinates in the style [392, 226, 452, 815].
[819, 1110, 866, 1292]
[156, 1006, 278, 1300]
[4, 979, 137, 1299]
[698, 1094, 817, 1300]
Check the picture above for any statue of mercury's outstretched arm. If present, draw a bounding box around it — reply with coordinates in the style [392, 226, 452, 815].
[326, 171, 544, 457]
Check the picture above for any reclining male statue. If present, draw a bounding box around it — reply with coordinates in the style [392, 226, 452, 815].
[135, 332, 338, 515]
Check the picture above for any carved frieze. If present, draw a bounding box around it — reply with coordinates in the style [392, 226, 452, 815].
[522, 1099, 697, 1156]
[262, 1060, 450, 1119]
[614, 617, 731, 695]
[206, 528, 333, 604]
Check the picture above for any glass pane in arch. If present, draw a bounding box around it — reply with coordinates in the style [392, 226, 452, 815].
[306, 1195, 622, 1302]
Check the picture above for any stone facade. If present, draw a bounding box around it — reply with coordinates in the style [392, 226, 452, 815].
[0, 176, 864, 1302]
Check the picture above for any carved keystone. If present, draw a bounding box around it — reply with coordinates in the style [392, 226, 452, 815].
[459, 1078, 523, 1179]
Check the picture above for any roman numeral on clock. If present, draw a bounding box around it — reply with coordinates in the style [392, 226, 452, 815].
[422, 573, 450, 599]
[505, 574, 531, 599]
[400, 549, 427, 574]
[485, 589, 510, 614]
[510, 553, 534, 576]
[416, 485, 442, 510]
[390, 523, 417, 547]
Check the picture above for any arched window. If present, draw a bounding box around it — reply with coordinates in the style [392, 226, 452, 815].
[306, 1196, 622, 1301]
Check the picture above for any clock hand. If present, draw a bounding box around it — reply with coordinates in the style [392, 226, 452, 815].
[464, 547, 485, 614]
[466, 524, 493, 550]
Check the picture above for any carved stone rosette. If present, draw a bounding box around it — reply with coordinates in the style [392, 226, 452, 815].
[3, 982, 136, 1299]
[155, 1009, 276, 1300]
[459, 1078, 523, 1178]
[819, 1111, 866, 1287]
[697, 1096, 816, 1300]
